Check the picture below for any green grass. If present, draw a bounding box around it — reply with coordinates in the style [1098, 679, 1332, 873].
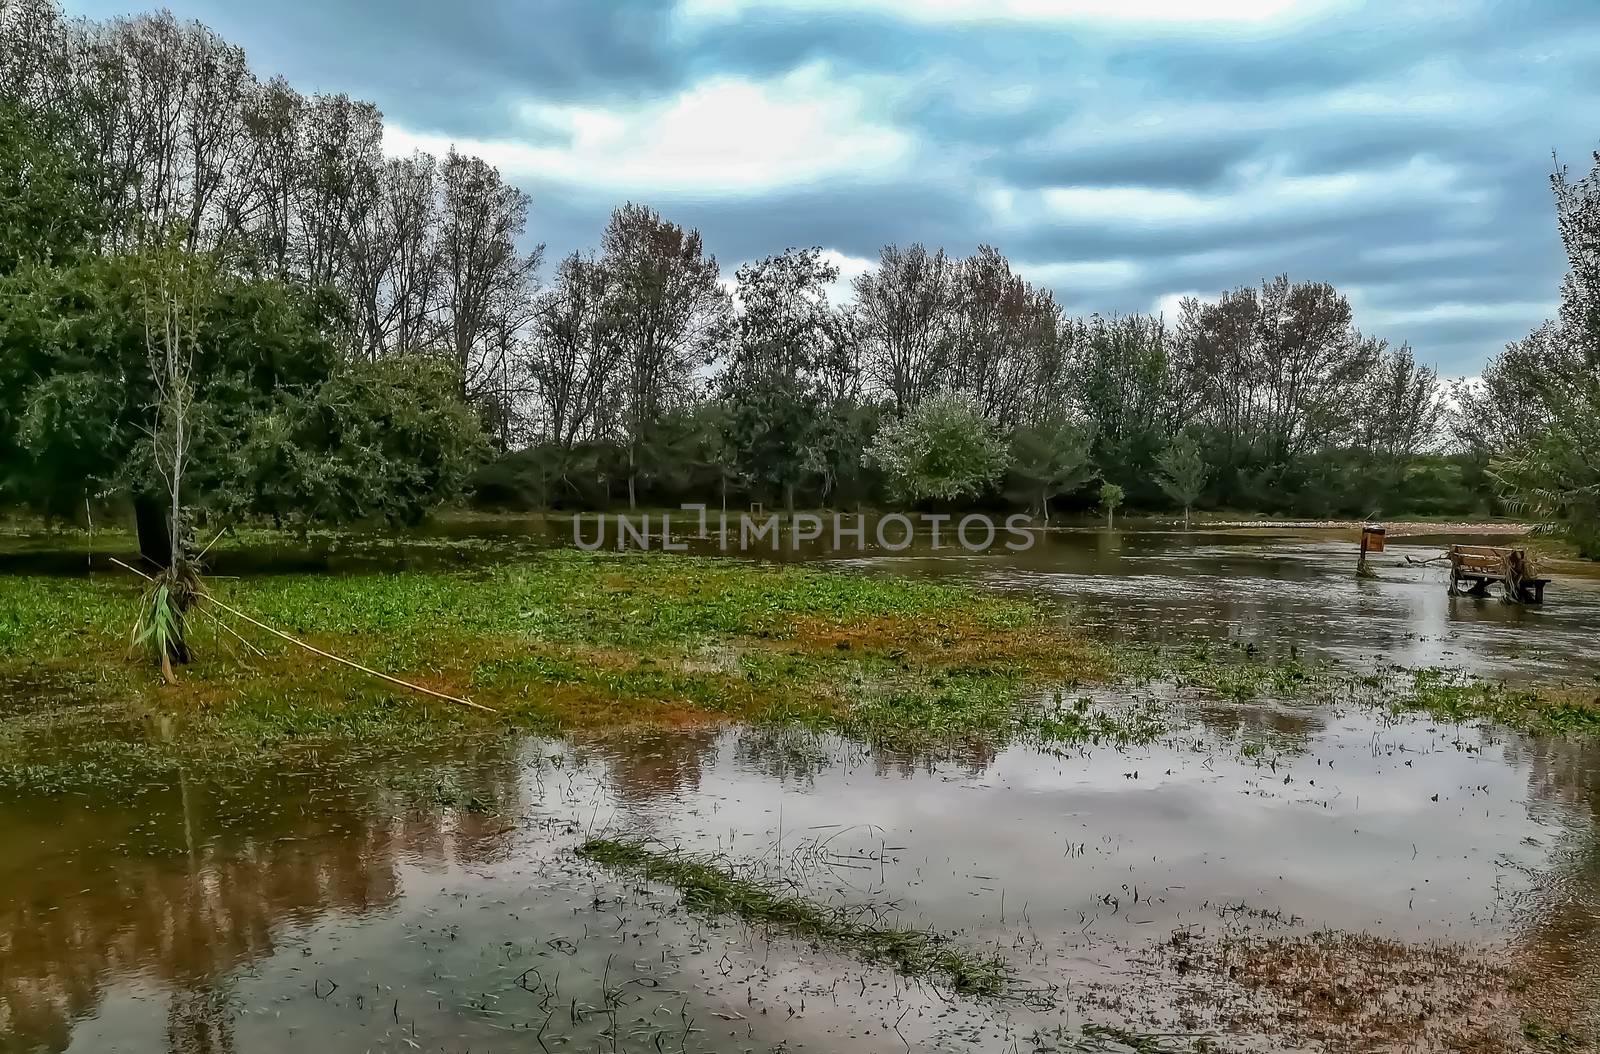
[2, 545, 1597, 798]
[578, 838, 1021, 998]
[1390, 668, 1600, 739]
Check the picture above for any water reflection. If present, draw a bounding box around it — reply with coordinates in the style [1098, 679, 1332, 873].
[4, 700, 1599, 1052]
[0, 744, 523, 1051]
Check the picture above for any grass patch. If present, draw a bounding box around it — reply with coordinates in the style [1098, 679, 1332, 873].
[2, 544, 1596, 796]
[577, 838, 1023, 999]
[1394, 668, 1600, 738]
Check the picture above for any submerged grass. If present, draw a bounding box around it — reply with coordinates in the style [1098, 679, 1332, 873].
[578, 838, 1022, 999]
[2, 544, 1597, 796]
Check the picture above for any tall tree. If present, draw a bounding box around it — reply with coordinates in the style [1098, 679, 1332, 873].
[722, 247, 842, 509]
[1476, 149, 1600, 554]
[437, 149, 543, 405]
[1154, 434, 1209, 529]
[600, 203, 729, 508]
[1006, 421, 1094, 521]
[1362, 343, 1444, 482]
[854, 243, 957, 414]
[1067, 313, 1185, 493]
[1177, 276, 1382, 501]
[529, 251, 616, 453]
[949, 245, 1061, 429]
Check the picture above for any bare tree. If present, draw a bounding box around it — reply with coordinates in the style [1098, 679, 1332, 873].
[599, 202, 730, 508]
[437, 149, 543, 401]
[530, 251, 616, 451]
[347, 152, 439, 361]
[853, 243, 957, 414]
[1363, 343, 1445, 467]
[951, 245, 1061, 429]
[1177, 276, 1381, 467]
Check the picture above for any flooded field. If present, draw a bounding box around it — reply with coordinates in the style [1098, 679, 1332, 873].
[3, 523, 1599, 1051]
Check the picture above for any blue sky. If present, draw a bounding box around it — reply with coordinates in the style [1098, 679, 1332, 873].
[65, 0, 1600, 375]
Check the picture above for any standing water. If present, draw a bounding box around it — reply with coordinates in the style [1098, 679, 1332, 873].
[3, 524, 1598, 1051]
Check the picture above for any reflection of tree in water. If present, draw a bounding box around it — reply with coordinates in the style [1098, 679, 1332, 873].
[0, 745, 520, 1053]
[576, 727, 722, 806]
[734, 725, 1000, 783]
[1188, 700, 1326, 748]
[1508, 731, 1600, 1037]
[874, 738, 1000, 778]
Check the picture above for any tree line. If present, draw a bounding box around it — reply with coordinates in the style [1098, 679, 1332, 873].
[2, 0, 1595, 553]
[491, 236, 1460, 520]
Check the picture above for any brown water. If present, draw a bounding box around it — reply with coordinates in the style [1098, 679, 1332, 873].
[4, 526, 1600, 1051]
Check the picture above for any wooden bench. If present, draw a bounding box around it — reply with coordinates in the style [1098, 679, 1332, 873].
[1447, 545, 1549, 603]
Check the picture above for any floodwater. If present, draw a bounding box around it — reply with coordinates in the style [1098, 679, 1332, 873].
[4, 702, 1599, 1052]
[4, 523, 1600, 1051]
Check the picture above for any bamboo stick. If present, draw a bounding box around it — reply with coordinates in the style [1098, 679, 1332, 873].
[109, 558, 493, 712]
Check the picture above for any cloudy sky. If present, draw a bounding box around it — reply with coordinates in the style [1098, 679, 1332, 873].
[66, 0, 1599, 375]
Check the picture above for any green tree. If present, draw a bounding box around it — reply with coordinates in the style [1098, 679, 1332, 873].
[0, 251, 486, 557]
[866, 391, 1007, 503]
[1068, 314, 1182, 498]
[600, 203, 730, 509]
[1154, 435, 1208, 529]
[0, 101, 97, 274]
[1474, 149, 1600, 556]
[1100, 481, 1125, 529]
[1006, 421, 1094, 520]
[721, 248, 840, 509]
[243, 356, 488, 528]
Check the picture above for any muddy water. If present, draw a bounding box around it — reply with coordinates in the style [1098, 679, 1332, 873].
[5, 524, 1600, 1051]
[819, 528, 1600, 682]
[3, 697, 1599, 1052]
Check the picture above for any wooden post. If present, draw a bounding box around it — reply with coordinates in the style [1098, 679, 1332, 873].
[1357, 524, 1384, 578]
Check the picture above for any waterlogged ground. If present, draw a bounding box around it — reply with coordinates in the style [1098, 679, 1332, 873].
[3, 697, 1598, 1052]
[2, 521, 1599, 1052]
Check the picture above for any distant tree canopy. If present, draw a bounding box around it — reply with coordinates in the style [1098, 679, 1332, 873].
[8, 0, 1590, 546]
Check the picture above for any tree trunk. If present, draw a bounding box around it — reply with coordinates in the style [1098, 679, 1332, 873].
[1184, 505, 1191, 531]
[134, 495, 172, 568]
[785, 482, 795, 512]
[627, 442, 638, 510]
[1042, 491, 1051, 523]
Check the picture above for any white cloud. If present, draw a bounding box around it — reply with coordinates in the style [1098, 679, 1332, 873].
[1034, 157, 1477, 229]
[818, 248, 874, 306]
[384, 64, 910, 195]
[1017, 258, 1143, 292]
[1153, 291, 1204, 320]
[1361, 300, 1555, 328]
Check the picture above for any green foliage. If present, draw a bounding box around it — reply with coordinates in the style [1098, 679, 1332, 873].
[720, 373, 821, 507]
[252, 356, 489, 527]
[1099, 482, 1125, 527]
[867, 391, 1008, 503]
[0, 101, 98, 274]
[1068, 314, 1175, 498]
[0, 250, 485, 531]
[1473, 148, 1600, 555]
[1007, 421, 1094, 519]
[131, 582, 182, 659]
[1154, 435, 1208, 523]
